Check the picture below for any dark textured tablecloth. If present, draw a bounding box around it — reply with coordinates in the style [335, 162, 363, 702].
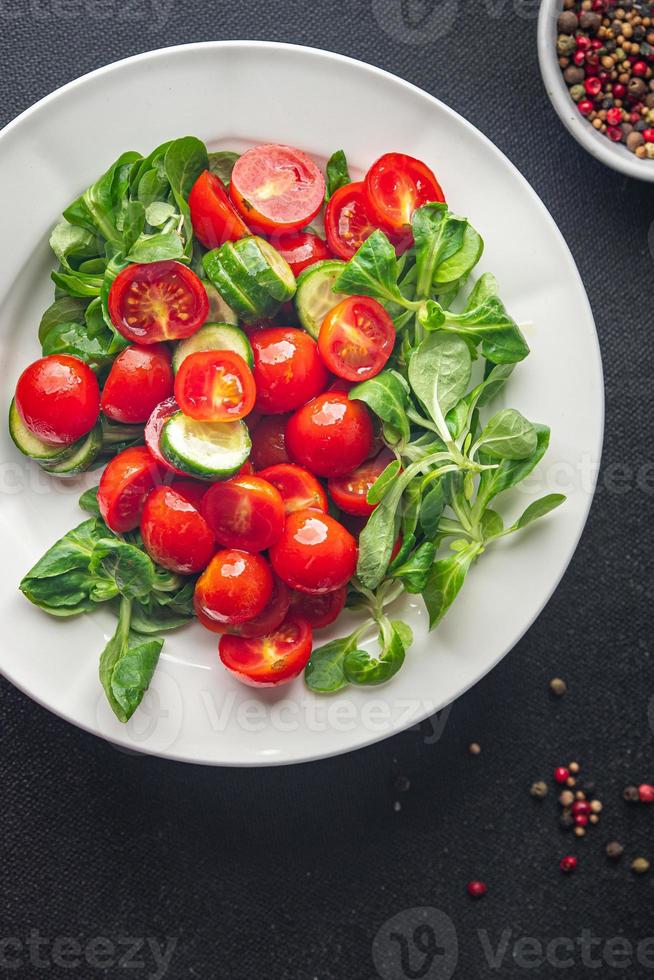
[1, 3, 653, 978]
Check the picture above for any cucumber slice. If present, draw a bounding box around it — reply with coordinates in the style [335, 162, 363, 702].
[8, 399, 71, 461]
[172, 323, 253, 374]
[295, 260, 348, 338]
[204, 281, 238, 325]
[203, 236, 296, 322]
[160, 412, 251, 480]
[39, 421, 103, 476]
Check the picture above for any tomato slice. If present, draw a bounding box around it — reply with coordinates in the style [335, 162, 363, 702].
[108, 261, 209, 344]
[290, 585, 347, 630]
[325, 182, 380, 260]
[270, 509, 358, 594]
[15, 354, 100, 445]
[218, 616, 313, 687]
[328, 449, 396, 517]
[174, 350, 256, 422]
[267, 231, 332, 277]
[198, 575, 291, 638]
[251, 327, 329, 414]
[189, 170, 250, 248]
[101, 344, 173, 424]
[194, 550, 273, 626]
[249, 414, 290, 470]
[140, 486, 216, 574]
[201, 475, 285, 552]
[365, 152, 445, 233]
[144, 397, 186, 476]
[230, 144, 325, 233]
[258, 463, 328, 515]
[319, 296, 395, 382]
[97, 446, 162, 533]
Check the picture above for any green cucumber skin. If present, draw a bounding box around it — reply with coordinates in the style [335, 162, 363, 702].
[236, 237, 296, 303]
[172, 323, 254, 373]
[203, 248, 261, 320]
[8, 399, 70, 460]
[218, 243, 279, 317]
[39, 421, 103, 476]
[160, 414, 251, 481]
[295, 259, 347, 339]
[203, 237, 296, 322]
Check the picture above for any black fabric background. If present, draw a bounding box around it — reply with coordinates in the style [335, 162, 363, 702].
[1, 2, 653, 978]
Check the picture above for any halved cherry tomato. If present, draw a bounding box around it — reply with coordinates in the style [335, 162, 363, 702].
[98, 446, 161, 533]
[144, 397, 187, 476]
[249, 414, 290, 470]
[140, 486, 216, 574]
[108, 261, 209, 344]
[15, 354, 100, 445]
[365, 152, 445, 234]
[219, 615, 313, 687]
[194, 550, 273, 626]
[168, 478, 209, 510]
[198, 575, 291, 638]
[174, 350, 256, 422]
[266, 231, 332, 276]
[101, 344, 173, 424]
[201, 475, 285, 552]
[328, 449, 396, 517]
[325, 181, 380, 260]
[237, 460, 255, 476]
[285, 392, 373, 478]
[319, 296, 395, 382]
[230, 144, 325, 233]
[270, 509, 357, 594]
[251, 328, 329, 414]
[291, 585, 347, 630]
[258, 463, 327, 515]
[188, 170, 250, 248]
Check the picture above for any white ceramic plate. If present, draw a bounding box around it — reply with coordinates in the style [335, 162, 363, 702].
[0, 42, 603, 766]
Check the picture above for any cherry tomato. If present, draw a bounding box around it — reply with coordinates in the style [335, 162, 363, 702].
[15, 354, 100, 445]
[168, 478, 209, 510]
[188, 170, 250, 248]
[140, 486, 216, 574]
[194, 550, 273, 626]
[98, 446, 161, 533]
[144, 397, 186, 476]
[249, 414, 290, 470]
[237, 460, 255, 476]
[201, 475, 285, 552]
[319, 296, 395, 382]
[328, 449, 396, 517]
[101, 344, 173, 424]
[251, 328, 329, 415]
[198, 575, 291, 638]
[218, 616, 313, 687]
[230, 144, 325, 233]
[267, 231, 332, 276]
[365, 152, 445, 233]
[285, 392, 373, 478]
[258, 463, 327, 515]
[325, 181, 381, 260]
[174, 350, 256, 422]
[108, 261, 209, 344]
[291, 585, 347, 630]
[270, 509, 357, 594]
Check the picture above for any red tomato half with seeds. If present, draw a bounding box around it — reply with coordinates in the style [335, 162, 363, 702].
[319, 296, 395, 382]
[201, 475, 285, 552]
[325, 181, 381, 261]
[251, 328, 329, 414]
[291, 585, 347, 630]
[267, 231, 332, 277]
[219, 616, 313, 687]
[285, 392, 373, 478]
[258, 463, 327, 515]
[98, 446, 162, 533]
[174, 350, 256, 422]
[328, 450, 396, 517]
[270, 509, 358, 594]
[101, 344, 173, 424]
[230, 144, 325, 233]
[365, 152, 445, 233]
[108, 261, 209, 344]
[194, 550, 273, 626]
[188, 170, 250, 248]
[15, 354, 100, 445]
[249, 414, 290, 470]
[198, 575, 291, 638]
[141, 486, 216, 575]
[144, 397, 186, 476]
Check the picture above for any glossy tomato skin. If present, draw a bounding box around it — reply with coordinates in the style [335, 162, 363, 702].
[201, 475, 285, 552]
[218, 615, 313, 687]
[174, 350, 256, 422]
[198, 575, 291, 638]
[365, 152, 445, 233]
[144, 397, 186, 476]
[140, 486, 216, 574]
[328, 449, 396, 517]
[251, 328, 329, 415]
[291, 585, 347, 630]
[325, 181, 380, 261]
[188, 170, 250, 248]
[258, 463, 327, 515]
[267, 231, 332, 276]
[285, 392, 373, 478]
[319, 296, 395, 382]
[101, 344, 173, 424]
[249, 414, 290, 470]
[15, 354, 100, 445]
[108, 261, 209, 344]
[98, 446, 162, 533]
[168, 478, 208, 510]
[270, 509, 357, 594]
[230, 144, 325, 233]
[194, 549, 273, 626]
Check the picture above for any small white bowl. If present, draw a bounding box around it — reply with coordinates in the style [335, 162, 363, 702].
[538, 0, 654, 181]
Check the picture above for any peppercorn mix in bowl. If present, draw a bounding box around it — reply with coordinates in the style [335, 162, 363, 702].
[538, 0, 654, 180]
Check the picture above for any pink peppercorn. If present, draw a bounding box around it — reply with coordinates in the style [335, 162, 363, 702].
[585, 77, 602, 97]
[613, 84, 627, 99]
[572, 800, 591, 816]
[639, 783, 654, 802]
[633, 62, 648, 78]
[607, 126, 623, 142]
[575, 814, 589, 827]
[467, 880, 487, 899]
[606, 108, 623, 126]
[555, 766, 571, 783]
[576, 35, 591, 52]
[643, 130, 654, 144]
[560, 856, 577, 873]
[573, 50, 587, 66]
